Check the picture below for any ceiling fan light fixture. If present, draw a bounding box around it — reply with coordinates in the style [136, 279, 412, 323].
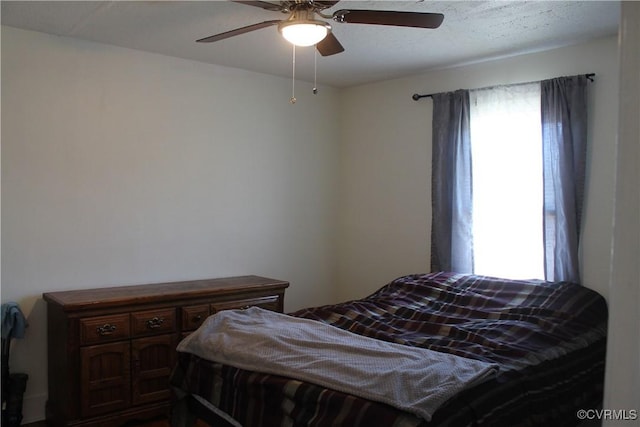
[279, 20, 330, 47]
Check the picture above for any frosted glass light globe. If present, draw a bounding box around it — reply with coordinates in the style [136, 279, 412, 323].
[279, 21, 329, 46]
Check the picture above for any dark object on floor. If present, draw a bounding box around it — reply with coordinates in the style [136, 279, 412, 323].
[1, 302, 29, 427]
[3, 373, 28, 427]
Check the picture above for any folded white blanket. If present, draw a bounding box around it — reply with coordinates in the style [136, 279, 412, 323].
[177, 307, 498, 422]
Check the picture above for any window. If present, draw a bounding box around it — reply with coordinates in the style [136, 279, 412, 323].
[469, 83, 544, 280]
[430, 75, 587, 283]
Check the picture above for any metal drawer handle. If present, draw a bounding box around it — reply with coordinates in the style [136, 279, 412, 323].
[96, 324, 117, 336]
[240, 305, 252, 310]
[146, 317, 165, 329]
[192, 314, 203, 322]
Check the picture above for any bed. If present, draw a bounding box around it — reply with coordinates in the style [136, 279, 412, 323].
[170, 272, 608, 427]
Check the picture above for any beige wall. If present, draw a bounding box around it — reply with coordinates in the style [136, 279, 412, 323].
[1, 25, 341, 422]
[603, 2, 640, 422]
[3, 23, 634, 424]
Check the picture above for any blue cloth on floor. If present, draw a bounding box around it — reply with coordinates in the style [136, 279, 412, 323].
[1, 302, 28, 340]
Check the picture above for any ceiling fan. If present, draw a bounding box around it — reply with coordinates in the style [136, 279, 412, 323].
[197, 0, 444, 56]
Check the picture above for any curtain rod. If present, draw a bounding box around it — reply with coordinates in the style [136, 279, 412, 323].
[411, 73, 595, 101]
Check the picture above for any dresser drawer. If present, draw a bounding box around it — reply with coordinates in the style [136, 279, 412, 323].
[131, 308, 176, 337]
[80, 314, 130, 345]
[210, 295, 280, 314]
[181, 304, 210, 331]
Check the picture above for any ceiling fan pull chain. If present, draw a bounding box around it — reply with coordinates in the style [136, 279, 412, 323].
[290, 44, 297, 104]
[313, 48, 318, 95]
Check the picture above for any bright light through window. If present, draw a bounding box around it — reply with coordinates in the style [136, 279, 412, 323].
[470, 83, 545, 280]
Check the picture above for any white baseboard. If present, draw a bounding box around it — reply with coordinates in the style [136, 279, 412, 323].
[19, 393, 47, 424]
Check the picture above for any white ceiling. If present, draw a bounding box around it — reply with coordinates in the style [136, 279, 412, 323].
[1, 1, 620, 88]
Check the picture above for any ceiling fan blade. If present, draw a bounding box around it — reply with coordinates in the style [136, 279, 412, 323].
[316, 32, 345, 56]
[197, 20, 281, 43]
[232, 1, 284, 12]
[333, 10, 444, 29]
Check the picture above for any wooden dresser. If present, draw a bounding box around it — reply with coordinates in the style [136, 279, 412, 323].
[43, 275, 289, 427]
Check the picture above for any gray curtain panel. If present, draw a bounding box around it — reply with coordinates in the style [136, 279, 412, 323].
[541, 75, 589, 283]
[430, 90, 473, 273]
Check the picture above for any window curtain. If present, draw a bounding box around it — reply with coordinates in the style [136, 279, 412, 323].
[430, 90, 473, 273]
[541, 76, 589, 283]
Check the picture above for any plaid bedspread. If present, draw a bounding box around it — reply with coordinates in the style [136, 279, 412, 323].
[172, 272, 608, 427]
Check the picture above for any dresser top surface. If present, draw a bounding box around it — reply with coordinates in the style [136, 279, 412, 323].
[43, 275, 289, 311]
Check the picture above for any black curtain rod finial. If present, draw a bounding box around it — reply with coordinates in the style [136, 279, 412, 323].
[412, 92, 433, 101]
